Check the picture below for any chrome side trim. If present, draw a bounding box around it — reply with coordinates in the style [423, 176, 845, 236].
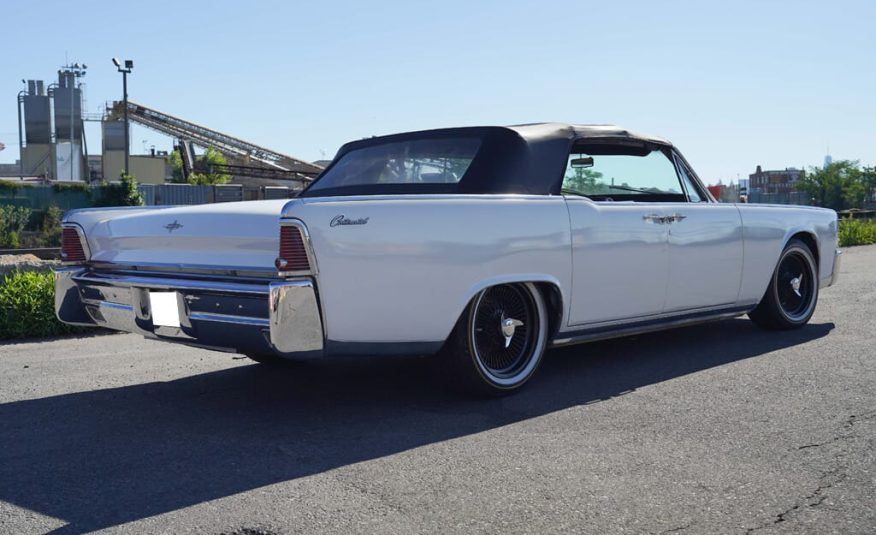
[551, 305, 751, 348]
[72, 272, 271, 295]
[566, 302, 742, 331]
[277, 218, 319, 277]
[87, 261, 280, 279]
[99, 301, 133, 311]
[189, 311, 271, 327]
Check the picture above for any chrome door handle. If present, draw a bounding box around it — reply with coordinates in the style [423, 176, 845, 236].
[669, 213, 687, 223]
[643, 214, 668, 224]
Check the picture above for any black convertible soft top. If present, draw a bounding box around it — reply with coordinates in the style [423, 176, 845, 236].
[301, 123, 673, 197]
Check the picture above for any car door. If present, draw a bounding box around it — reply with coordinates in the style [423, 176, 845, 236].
[562, 142, 682, 326]
[565, 198, 672, 325]
[662, 153, 744, 312]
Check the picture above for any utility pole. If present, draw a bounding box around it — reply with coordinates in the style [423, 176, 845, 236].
[112, 58, 133, 176]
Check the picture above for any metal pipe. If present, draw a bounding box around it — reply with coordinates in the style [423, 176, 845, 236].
[17, 90, 25, 180]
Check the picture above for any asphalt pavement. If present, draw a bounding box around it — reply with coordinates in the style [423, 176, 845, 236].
[1, 245, 874, 535]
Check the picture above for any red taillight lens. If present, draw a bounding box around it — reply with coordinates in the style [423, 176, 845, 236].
[61, 227, 87, 263]
[276, 225, 310, 272]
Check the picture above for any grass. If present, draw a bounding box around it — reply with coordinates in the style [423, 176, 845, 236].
[0, 270, 85, 340]
[838, 218, 876, 247]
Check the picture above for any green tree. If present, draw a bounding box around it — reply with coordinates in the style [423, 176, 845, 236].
[169, 146, 231, 185]
[860, 166, 876, 207]
[168, 150, 185, 183]
[563, 168, 606, 193]
[191, 147, 231, 185]
[796, 160, 862, 210]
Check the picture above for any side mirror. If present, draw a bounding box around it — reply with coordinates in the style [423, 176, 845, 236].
[570, 156, 594, 168]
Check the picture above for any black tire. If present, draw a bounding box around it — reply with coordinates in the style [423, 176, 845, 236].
[437, 282, 549, 396]
[749, 239, 819, 330]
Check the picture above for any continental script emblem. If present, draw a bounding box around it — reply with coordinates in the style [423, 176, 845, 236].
[330, 215, 369, 227]
[164, 220, 183, 233]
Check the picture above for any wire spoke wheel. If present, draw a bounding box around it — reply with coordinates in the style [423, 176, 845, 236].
[468, 283, 545, 387]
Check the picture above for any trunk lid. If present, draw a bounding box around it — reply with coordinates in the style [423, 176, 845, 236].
[73, 200, 289, 271]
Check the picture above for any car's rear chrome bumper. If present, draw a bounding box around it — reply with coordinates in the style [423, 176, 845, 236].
[54, 267, 324, 358]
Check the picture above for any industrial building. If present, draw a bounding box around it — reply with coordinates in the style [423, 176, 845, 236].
[12, 62, 322, 189]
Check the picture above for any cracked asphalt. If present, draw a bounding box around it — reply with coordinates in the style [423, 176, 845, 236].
[1, 245, 874, 535]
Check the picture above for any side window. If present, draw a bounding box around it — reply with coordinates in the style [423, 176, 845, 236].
[675, 157, 706, 202]
[562, 146, 685, 200]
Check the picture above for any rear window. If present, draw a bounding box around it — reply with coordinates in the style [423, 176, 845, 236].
[306, 137, 481, 193]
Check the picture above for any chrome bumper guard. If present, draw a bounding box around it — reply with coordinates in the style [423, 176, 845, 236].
[54, 267, 324, 358]
[829, 249, 842, 287]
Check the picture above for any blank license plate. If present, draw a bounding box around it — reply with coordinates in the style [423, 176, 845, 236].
[149, 291, 181, 328]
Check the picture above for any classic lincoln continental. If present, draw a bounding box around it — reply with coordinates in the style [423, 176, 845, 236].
[55, 123, 841, 394]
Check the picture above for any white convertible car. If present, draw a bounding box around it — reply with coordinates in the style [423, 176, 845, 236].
[55, 124, 841, 394]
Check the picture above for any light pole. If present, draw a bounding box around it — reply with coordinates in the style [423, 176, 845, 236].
[112, 58, 133, 176]
[59, 63, 87, 181]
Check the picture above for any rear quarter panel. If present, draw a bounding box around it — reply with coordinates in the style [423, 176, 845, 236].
[283, 195, 572, 345]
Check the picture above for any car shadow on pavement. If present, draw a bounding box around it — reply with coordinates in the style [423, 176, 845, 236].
[0, 318, 833, 534]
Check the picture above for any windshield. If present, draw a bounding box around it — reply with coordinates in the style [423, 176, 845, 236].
[561, 148, 685, 200]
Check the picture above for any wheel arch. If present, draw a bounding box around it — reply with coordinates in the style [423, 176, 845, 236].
[786, 230, 820, 275]
[445, 275, 565, 344]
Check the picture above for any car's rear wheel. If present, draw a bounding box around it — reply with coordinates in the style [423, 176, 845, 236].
[749, 239, 819, 330]
[438, 282, 548, 396]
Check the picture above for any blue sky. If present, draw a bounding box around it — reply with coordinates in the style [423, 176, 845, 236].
[1, 0, 873, 183]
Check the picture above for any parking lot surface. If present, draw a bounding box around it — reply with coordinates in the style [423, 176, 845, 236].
[1, 245, 874, 535]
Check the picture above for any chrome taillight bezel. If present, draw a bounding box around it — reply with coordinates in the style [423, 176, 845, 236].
[276, 219, 318, 277]
[60, 224, 90, 265]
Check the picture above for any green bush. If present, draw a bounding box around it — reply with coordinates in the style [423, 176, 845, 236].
[0, 270, 83, 340]
[838, 218, 876, 247]
[39, 205, 64, 247]
[0, 205, 32, 247]
[93, 173, 144, 207]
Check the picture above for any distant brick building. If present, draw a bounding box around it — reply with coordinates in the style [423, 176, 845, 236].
[749, 165, 805, 194]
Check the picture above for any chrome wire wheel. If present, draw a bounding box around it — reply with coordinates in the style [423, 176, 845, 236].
[775, 249, 816, 322]
[467, 283, 547, 388]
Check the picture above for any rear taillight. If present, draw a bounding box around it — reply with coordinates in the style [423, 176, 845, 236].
[276, 224, 311, 273]
[61, 227, 87, 263]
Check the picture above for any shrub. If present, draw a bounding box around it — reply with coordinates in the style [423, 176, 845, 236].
[0, 270, 84, 340]
[40, 205, 64, 247]
[93, 173, 144, 207]
[0, 205, 32, 247]
[838, 218, 876, 247]
[0, 180, 24, 194]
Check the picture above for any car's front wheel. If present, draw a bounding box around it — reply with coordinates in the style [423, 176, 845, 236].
[439, 282, 549, 396]
[749, 238, 819, 330]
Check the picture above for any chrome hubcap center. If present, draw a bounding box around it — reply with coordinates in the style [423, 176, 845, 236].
[790, 274, 803, 297]
[500, 313, 524, 348]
